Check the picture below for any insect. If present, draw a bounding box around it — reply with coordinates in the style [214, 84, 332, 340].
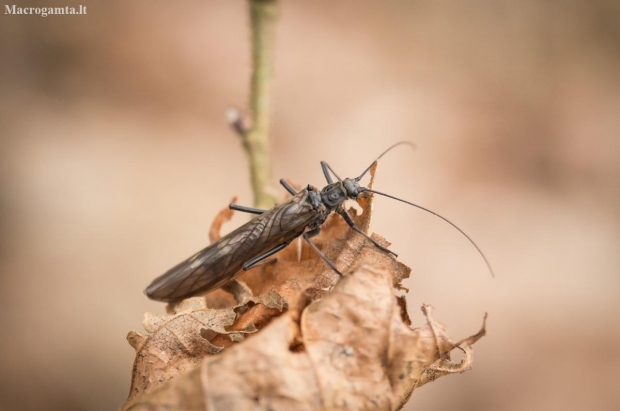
[145, 142, 493, 302]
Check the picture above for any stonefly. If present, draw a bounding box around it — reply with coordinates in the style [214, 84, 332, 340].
[145, 142, 493, 302]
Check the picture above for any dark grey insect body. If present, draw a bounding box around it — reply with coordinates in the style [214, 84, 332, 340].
[145, 142, 494, 302]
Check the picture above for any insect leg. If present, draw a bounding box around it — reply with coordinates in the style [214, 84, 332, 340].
[240, 258, 278, 274]
[337, 208, 398, 257]
[320, 161, 342, 183]
[229, 204, 265, 215]
[303, 228, 342, 276]
[242, 242, 289, 270]
[247, 257, 278, 269]
[320, 161, 334, 184]
[279, 179, 298, 195]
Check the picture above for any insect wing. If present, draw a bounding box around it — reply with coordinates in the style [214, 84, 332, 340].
[144, 232, 245, 302]
[145, 190, 319, 302]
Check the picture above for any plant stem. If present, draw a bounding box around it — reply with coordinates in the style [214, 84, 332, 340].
[241, 0, 279, 209]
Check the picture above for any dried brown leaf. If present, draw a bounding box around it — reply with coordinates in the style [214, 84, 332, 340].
[122, 163, 487, 410]
[125, 265, 486, 411]
[209, 196, 237, 244]
[123, 298, 242, 408]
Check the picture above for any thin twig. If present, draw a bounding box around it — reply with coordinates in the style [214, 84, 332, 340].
[230, 0, 279, 209]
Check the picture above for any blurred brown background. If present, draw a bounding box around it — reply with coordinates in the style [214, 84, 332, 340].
[1, 1, 619, 410]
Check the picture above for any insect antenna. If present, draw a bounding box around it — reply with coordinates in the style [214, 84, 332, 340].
[359, 187, 495, 278]
[355, 141, 416, 182]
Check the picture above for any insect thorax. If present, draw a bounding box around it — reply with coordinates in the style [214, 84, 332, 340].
[320, 182, 349, 209]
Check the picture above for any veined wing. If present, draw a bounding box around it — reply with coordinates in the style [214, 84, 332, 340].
[145, 190, 318, 302]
